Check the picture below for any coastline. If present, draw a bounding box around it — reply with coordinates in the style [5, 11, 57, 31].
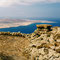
[0, 19, 55, 28]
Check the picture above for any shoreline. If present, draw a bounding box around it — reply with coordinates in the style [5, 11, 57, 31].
[0, 19, 55, 28]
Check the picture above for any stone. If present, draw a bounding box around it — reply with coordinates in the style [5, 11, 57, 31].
[56, 48, 60, 53]
[0, 25, 60, 60]
[36, 24, 52, 31]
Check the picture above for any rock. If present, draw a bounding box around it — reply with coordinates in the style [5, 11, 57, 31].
[56, 48, 60, 53]
[0, 25, 60, 60]
[36, 24, 52, 31]
[26, 25, 60, 60]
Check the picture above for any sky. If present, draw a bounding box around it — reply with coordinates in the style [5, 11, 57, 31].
[0, 0, 60, 19]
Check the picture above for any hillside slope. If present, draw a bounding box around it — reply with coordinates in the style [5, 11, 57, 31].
[0, 24, 60, 60]
[0, 35, 30, 60]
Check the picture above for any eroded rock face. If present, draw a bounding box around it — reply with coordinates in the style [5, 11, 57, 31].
[0, 24, 60, 60]
[36, 24, 52, 28]
[36, 24, 52, 31]
[24, 24, 60, 60]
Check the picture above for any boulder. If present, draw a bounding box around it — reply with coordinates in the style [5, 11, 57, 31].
[36, 24, 52, 31]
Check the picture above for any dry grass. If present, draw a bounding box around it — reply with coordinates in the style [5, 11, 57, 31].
[0, 35, 30, 60]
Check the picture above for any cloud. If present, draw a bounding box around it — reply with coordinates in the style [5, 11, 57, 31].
[0, 0, 60, 7]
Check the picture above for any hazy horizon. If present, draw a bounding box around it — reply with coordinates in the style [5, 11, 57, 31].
[0, 0, 60, 19]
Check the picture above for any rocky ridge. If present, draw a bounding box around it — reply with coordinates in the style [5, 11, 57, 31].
[24, 24, 60, 60]
[0, 24, 60, 60]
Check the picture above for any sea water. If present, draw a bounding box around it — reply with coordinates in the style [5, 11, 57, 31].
[0, 19, 60, 34]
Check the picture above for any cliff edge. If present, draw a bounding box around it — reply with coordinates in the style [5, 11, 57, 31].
[0, 24, 60, 60]
[24, 24, 60, 60]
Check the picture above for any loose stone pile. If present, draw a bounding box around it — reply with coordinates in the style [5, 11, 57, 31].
[24, 24, 60, 60]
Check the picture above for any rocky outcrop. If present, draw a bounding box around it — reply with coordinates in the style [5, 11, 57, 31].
[0, 24, 60, 60]
[36, 24, 52, 31]
[24, 24, 60, 60]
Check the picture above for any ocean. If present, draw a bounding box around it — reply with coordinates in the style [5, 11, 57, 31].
[0, 18, 60, 34]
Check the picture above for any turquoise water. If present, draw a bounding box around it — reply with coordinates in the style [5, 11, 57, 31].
[0, 19, 60, 34]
